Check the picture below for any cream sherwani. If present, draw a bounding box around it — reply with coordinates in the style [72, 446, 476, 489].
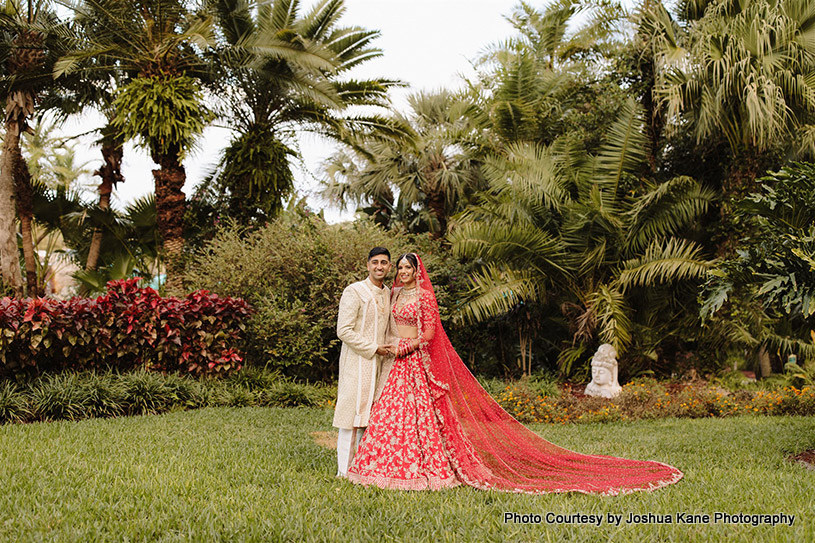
[333, 278, 395, 430]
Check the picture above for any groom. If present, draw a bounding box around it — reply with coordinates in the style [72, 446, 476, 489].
[333, 247, 396, 477]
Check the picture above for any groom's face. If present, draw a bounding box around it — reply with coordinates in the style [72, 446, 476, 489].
[367, 254, 391, 283]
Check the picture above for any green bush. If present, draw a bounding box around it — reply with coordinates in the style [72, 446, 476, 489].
[0, 381, 30, 423]
[262, 381, 335, 408]
[183, 210, 492, 379]
[614, 378, 669, 419]
[119, 371, 206, 416]
[219, 385, 256, 408]
[0, 368, 340, 425]
[223, 365, 282, 391]
[713, 369, 754, 391]
[526, 373, 561, 398]
[29, 373, 95, 421]
[476, 376, 510, 397]
[79, 372, 127, 418]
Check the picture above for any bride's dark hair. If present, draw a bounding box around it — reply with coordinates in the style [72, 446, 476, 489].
[395, 253, 418, 270]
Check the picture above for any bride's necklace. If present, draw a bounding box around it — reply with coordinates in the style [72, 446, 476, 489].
[397, 286, 418, 309]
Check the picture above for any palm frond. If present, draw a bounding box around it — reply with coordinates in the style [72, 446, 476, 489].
[321, 27, 382, 71]
[456, 264, 541, 323]
[480, 142, 571, 212]
[269, 0, 299, 31]
[587, 283, 632, 352]
[618, 237, 711, 291]
[450, 219, 569, 277]
[594, 96, 649, 192]
[209, 0, 255, 46]
[625, 175, 715, 253]
[299, 0, 343, 40]
[760, 330, 815, 359]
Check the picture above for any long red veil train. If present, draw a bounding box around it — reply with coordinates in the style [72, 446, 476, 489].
[388, 254, 682, 495]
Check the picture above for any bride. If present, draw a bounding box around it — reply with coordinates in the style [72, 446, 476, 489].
[347, 253, 682, 495]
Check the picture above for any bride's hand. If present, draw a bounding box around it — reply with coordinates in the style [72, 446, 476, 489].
[395, 338, 421, 357]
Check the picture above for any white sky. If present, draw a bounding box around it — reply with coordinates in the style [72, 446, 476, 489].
[62, 0, 522, 223]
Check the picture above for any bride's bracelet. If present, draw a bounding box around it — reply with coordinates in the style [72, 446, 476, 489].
[397, 338, 414, 357]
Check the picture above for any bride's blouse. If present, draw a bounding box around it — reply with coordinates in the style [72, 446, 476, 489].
[392, 287, 436, 343]
[393, 297, 419, 327]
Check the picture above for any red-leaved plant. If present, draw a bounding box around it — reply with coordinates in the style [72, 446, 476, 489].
[0, 279, 252, 378]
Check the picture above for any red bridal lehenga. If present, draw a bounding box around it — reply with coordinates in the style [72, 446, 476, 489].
[346, 255, 683, 495]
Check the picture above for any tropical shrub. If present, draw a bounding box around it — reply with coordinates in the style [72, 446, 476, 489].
[0, 381, 30, 423]
[701, 163, 815, 371]
[0, 369, 337, 425]
[183, 208, 493, 379]
[452, 100, 715, 379]
[0, 279, 251, 379]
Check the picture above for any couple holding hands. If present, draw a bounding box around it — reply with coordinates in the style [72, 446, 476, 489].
[333, 247, 682, 495]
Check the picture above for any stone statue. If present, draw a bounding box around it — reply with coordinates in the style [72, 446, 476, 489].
[584, 344, 622, 399]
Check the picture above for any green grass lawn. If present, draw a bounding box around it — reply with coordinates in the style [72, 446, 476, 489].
[1, 408, 813, 542]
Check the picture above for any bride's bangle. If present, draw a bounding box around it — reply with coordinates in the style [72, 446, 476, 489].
[397, 338, 412, 357]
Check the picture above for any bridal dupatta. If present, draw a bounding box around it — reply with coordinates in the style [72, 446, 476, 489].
[398, 254, 682, 496]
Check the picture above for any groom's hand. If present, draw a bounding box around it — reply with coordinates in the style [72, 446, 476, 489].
[376, 344, 394, 356]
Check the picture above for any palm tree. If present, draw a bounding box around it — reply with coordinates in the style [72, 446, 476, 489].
[450, 99, 715, 375]
[19, 115, 92, 294]
[204, 0, 405, 225]
[322, 90, 485, 238]
[83, 122, 124, 271]
[51, 26, 130, 273]
[57, 0, 216, 292]
[474, 0, 628, 148]
[68, 194, 160, 295]
[652, 0, 815, 212]
[0, 0, 68, 296]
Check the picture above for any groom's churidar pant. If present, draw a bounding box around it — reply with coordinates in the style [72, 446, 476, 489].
[337, 427, 365, 476]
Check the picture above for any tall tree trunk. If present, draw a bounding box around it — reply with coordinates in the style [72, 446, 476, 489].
[423, 158, 449, 239]
[638, 0, 664, 176]
[425, 190, 447, 240]
[371, 190, 395, 229]
[640, 57, 663, 176]
[12, 145, 38, 297]
[86, 137, 124, 271]
[3, 27, 45, 296]
[153, 151, 186, 294]
[0, 116, 24, 296]
[757, 344, 772, 378]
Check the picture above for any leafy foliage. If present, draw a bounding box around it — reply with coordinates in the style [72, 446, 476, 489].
[452, 100, 715, 377]
[701, 162, 815, 363]
[0, 278, 251, 378]
[0, 367, 338, 424]
[473, 0, 629, 150]
[201, 0, 405, 226]
[654, 0, 815, 159]
[67, 194, 161, 295]
[321, 90, 484, 237]
[113, 75, 212, 159]
[182, 206, 494, 378]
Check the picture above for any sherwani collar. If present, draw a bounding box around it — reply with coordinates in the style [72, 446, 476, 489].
[365, 277, 388, 294]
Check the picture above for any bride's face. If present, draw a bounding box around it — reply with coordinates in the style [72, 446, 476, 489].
[397, 259, 416, 287]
